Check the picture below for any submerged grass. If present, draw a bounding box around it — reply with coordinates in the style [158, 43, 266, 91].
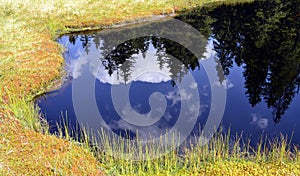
[1, 0, 299, 175]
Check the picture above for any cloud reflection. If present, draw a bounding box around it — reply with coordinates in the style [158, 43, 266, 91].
[250, 113, 269, 129]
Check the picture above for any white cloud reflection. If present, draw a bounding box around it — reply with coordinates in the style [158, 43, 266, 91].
[66, 40, 220, 85]
[165, 88, 193, 106]
[189, 82, 198, 89]
[250, 113, 269, 129]
[213, 79, 234, 89]
[64, 40, 172, 84]
[97, 51, 173, 84]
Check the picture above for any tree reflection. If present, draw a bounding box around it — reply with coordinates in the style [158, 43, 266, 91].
[65, 0, 300, 123]
[203, 0, 300, 123]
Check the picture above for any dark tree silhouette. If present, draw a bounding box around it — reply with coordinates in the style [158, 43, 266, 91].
[204, 0, 300, 123]
[65, 0, 300, 123]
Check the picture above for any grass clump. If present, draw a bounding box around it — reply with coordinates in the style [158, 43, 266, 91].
[86, 128, 300, 175]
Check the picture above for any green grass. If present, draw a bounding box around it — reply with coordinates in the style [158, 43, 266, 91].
[82, 128, 300, 175]
[2, 0, 300, 175]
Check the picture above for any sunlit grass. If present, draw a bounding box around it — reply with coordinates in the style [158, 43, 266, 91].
[76, 126, 300, 175]
[53, 115, 300, 175]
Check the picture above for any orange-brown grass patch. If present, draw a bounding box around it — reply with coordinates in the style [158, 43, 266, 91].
[1, 35, 63, 102]
[0, 115, 103, 175]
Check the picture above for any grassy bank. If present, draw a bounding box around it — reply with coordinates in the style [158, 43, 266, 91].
[1, 0, 299, 175]
[94, 130, 300, 175]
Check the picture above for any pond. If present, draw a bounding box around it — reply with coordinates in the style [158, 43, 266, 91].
[36, 0, 300, 148]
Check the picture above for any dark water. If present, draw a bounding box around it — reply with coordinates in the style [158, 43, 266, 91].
[37, 0, 300, 146]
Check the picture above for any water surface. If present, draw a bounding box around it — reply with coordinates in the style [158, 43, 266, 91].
[37, 0, 300, 146]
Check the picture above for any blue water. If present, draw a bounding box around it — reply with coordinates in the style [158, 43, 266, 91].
[36, 1, 300, 147]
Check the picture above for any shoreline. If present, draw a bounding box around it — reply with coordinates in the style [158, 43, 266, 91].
[35, 14, 176, 98]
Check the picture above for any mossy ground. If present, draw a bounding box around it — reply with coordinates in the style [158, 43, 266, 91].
[0, 116, 102, 175]
[1, 0, 299, 175]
